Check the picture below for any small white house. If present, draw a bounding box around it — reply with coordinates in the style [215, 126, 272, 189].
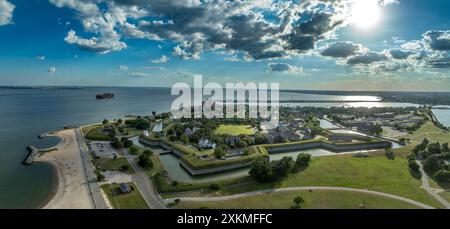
[199, 138, 216, 149]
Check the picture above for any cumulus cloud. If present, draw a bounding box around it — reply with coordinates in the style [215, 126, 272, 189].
[36, 56, 46, 60]
[48, 67, 56, 73]
[321, 41, 361, 58]
[347, 51, 387, 65]
[0, 0, 15, 25]
[388, 49, 414, 59]
[117, 65, 128, 71]
[49, 0, 363, 59]
[423, 30, 450, 51]
[151, 55, 169, 63]
[65, 30, 126, 54]
[426, 52, 450, 68]
[267, 63, 306, 75]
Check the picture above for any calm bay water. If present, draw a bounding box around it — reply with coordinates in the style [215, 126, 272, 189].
[0, 87, 175, 208]
[0, 86, 424, 208]
[432, 108, 450, 127]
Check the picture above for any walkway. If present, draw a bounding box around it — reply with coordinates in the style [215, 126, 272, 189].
[166, 186, 435, 209]
[418, 162, 450, 209]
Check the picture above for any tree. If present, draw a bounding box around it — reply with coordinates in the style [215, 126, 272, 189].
[96, 173, 105, 182]
[102, 119, 109, 125]
[180, 134, 190, 144]
[272, 156, 294, 177]
[434, 170, 450, 182]
[442, 143, 449, 153]
[138, 154, 153, 169]
[236, 139, 247, 148]
[254, 134, 267, 144]
[369, 123, 383, 135]
[249, 158, 273, 182]
[408, 160, 420, 172]
[128, 146, 138, 155]
[110, 138, 123, 149]
[423, 155, 442, 174]
[296, 153, 311, 167]
[122, 138, 133, 148]
[120, 164, 130, 172]
[143, 149, 153, 156]
[290, 196, 305, 209]
[117, 119, 123, 125]
[152, 111, 156, 116]
[427, 142, 442, 155]
[213, 146, 227, 159]
[135, 119, 150, 130]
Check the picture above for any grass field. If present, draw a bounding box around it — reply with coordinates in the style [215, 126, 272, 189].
[195, 153, 442, 208]
[102, 182, 149, 209]
[175, 190, 421, 209]
[214, 124, 255, 135]
[439, 191, 450, 203]
[92, 158, 135, 174]
[84, 125, 112, 141]
[120, 127, 143, 138]
[81, 124, 100, 135]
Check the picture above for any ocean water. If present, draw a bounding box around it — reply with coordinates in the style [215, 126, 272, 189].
[0, 87, 176, 208]
[0, 86, 422, 208]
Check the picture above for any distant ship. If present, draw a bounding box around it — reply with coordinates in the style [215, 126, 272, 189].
[96, 92, 114, 99]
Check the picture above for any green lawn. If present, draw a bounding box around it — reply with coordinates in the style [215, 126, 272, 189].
[214, 124, 255, 135]
[177, 153, 442, 208]
[164, 121, 450, 209]
[175, 190, 421, 209]
[101, 182, 149, 209]
[120, 127, 144, 138]
[439, 191, 450, 203]
[92, 157, 135, 174]
[84, 125, 112, 141]
[275, 154, 442, 208]
[81, 124, 100, 135]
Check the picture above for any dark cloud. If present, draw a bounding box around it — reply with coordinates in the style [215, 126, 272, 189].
[321, 41, 360, 58]
[426, 53, 450, 68]
[51, 0, 346, 59]
[423, 30, 450, 51]
[267, 63, 305, 75]
[347, 51, 387, 65]
[388, 49, 414, 59]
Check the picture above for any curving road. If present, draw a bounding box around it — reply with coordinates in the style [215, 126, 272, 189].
[418, 162, 450, 209]
[126, 156, 167, 209]
[166, 186, 435, 209]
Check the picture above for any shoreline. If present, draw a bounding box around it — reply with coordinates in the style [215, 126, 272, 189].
[35, 129, 94, 209]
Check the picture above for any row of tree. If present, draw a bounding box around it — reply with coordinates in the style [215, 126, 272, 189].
[249, 153, 311, 182]
[413, 138, 450, 182]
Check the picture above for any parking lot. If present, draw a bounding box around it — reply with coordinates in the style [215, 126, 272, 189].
[87, 141, 117, 159]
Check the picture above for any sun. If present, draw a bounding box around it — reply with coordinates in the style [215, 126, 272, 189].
[350, 0, 382, 29]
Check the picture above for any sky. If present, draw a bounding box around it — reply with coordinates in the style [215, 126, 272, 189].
[0, 0, 450, 91]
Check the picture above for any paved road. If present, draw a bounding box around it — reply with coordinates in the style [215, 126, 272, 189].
[166, 186, 435, 209]
[418, 162, 450, 209]
[126, 155, 167, 209]
[75, 128, 109, 209]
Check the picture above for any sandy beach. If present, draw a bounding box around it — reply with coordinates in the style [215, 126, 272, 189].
[36, 129, 94, 209]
